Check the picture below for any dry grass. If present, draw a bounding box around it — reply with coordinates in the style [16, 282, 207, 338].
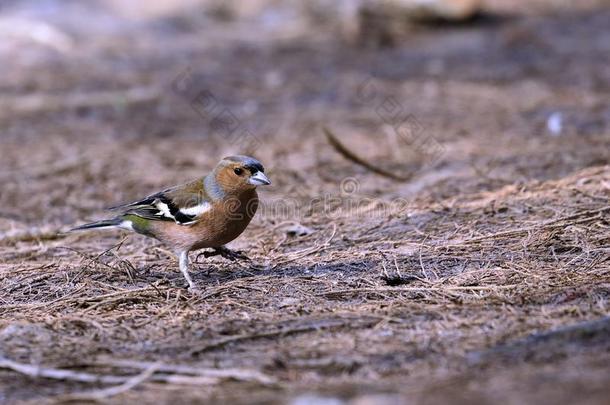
[1, 0, 609, 404]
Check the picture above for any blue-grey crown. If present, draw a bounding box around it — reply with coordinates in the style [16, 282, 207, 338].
[224, 155, 264, 173]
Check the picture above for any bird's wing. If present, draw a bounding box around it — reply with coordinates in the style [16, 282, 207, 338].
[109, 179, 212, 225]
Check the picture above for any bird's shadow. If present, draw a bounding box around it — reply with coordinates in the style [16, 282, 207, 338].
[137, 255, 384, 291]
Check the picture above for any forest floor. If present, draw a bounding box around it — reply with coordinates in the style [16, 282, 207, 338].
[0, 0, 609, 403]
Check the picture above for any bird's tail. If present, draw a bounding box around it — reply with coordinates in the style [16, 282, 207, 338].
[70, 218, 123, 232]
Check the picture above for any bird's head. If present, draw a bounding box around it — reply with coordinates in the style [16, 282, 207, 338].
[214, 155, 271, 193]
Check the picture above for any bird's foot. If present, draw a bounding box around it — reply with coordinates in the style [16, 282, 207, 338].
[187, 284, 201, 293]
[199, 246, 250, 262]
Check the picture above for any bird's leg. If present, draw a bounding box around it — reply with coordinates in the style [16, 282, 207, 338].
[178, 250, 197, 291]
[200, 246, 250, 262]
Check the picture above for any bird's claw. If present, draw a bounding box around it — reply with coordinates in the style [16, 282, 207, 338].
[198, 247, 250, 262]
[221, 248, 249, 261]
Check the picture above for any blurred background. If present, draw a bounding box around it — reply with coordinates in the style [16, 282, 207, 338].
[1, 1, 609, 404]
[1, 0, 609, 223]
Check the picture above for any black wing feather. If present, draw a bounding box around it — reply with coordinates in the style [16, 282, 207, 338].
[108, 191, 196, 224]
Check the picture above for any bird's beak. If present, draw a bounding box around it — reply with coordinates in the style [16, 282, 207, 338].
[249, 171, 271, 186]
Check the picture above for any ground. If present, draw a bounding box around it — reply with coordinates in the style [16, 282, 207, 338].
[0, 0, 609, 404]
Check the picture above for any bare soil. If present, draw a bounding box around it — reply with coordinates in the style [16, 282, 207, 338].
[0, 1, 609, 404]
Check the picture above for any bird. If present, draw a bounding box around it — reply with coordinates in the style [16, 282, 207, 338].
[71, 155, 271, 290]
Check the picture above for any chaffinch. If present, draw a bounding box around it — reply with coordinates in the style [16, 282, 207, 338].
[71, 155, 271, 290]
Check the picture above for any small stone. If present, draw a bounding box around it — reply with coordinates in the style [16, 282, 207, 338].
[283, 223, 314, 237]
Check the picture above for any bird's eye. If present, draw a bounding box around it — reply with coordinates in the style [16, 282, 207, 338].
[234, 168, 244, 176]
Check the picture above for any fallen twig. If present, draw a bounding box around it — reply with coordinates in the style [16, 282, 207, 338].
[57, 363, 160, 401]
[0, 357, 276, 390]
[0, 357, 127, 384]
[318, 284, 519, 297]
[190, 317, 378, 356]
[323, 127, 412, 181]
[94, 359, 276, 385]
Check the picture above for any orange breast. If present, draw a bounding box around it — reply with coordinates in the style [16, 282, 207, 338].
[151, 190, 259, 252]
